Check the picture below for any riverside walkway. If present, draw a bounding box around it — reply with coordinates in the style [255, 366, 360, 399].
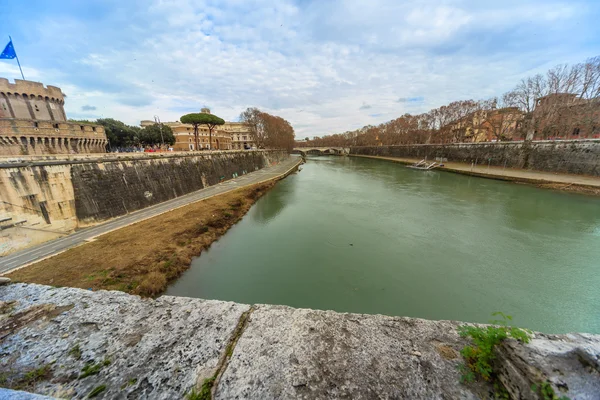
[0, 157, 301, 275]
[352, 155, 600, 190]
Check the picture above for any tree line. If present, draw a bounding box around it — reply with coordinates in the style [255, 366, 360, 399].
[69, 118, 175, 150]
[300, 56, 600, 147]
[240, 107, 295, 151]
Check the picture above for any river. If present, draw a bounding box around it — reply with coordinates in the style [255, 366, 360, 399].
[166, 155, 600, 334]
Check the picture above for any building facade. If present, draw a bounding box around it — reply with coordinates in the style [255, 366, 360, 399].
[142, 110, 255, 151]
[222, 121, 255, 150]
[0, 78, 107, 156]
[532, 93, 600, 140]
[448, 108, 524, 143]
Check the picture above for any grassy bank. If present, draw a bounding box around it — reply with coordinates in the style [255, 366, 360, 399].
[8, 182, 275, 297]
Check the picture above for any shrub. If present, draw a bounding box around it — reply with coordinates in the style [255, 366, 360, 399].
[458, 312, 530, 383]
[137, 272, 167, 296]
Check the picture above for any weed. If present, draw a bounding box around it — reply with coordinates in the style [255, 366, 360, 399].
[88, 384, 106, 398]
[137, 271, 167, 297]
[186, 377, 215, 400]
[531, 382, 570, 400]
[79, 358, 111, 379]
[458, 312, 530, 383]
[69, 344, 82, 360]
[119, 378, 137, 390]
[195, 225, 209, 234]
[223, 212, 233, 218]
[20, 365, 52, 389]
[4, 365, 53, 390]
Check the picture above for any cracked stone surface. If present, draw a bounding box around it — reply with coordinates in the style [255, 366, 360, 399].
[496, 334, 600, 400]
[0, 283, 249, 399]
[216, 304, 487, 399]
[1, 284, 599, 399]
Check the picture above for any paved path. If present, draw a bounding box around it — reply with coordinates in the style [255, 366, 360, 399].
[0, 157, 302, 275]
[353, 155, 600, 188]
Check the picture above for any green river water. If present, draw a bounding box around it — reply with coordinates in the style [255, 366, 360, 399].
[166, 155, 600, 334]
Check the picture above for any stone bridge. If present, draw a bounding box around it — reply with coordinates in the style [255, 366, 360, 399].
[292, 147, 349, 156]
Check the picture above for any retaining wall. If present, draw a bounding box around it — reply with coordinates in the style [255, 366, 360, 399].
[0, 150, 288, 254]
[350, 140, 600, 176]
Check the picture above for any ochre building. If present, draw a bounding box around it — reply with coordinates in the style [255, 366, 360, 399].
[142, 109, 256, 152]
[0, 78, 107, 156]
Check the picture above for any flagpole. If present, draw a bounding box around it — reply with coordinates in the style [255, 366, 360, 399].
[9, 36, 25, 80]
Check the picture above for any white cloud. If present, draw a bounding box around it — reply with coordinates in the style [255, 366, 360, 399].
[6, 0, 597, 138]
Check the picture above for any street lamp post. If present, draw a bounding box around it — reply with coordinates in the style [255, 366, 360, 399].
[154, 115, 165, 149]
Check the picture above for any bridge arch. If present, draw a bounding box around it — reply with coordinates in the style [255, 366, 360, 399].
[292, 147, 349, 156]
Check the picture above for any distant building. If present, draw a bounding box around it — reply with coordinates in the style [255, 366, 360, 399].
[448, 108, 524, 143]
[141, 110, 255, 151]
[222, 121, 255, 150]
[532, 93, 600, 140]
[0, 78, 107, 156]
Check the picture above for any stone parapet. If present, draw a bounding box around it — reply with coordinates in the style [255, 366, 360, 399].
[0, 283, 598, 399]
[0, 79, 64, 102]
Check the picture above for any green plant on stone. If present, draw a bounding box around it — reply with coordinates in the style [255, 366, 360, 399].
[531, 382, 570, 400]
[88, 384, 106, 398]
[79, 358, 111, 379]
[186, 377, 215, 400]
[69, 344, 82, 360]
[14, 365, 52, 390]
[458, 312, 531, 383]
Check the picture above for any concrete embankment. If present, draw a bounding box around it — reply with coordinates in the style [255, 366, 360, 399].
[1, 283, 598, 399]
[350, 140, 600, 176]
[351, 154, 600, 195]
[0, 150, 288, 255]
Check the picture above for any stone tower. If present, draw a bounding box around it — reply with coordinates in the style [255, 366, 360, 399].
[0, 78, 67, 121]
[0, 78, 107, 156]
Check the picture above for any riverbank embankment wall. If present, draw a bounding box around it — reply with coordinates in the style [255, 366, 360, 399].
[0, 150, 288, 254]
[350, 140, 600, 176]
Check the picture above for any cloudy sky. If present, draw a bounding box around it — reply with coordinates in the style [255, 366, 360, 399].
[2, 0, 599, 138]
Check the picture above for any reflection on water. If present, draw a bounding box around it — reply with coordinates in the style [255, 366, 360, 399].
[166, 156, 600, 334]
[252, 175, 296, 224]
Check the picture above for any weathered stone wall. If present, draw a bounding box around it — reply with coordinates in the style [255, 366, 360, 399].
[0, 119, 107, 156]
[72, 150, 288, 223]
[0, 150, 288, 254]
[351, 140, 600, 176]
[1, 283, 598, 399]
[0, 78, 66, 121]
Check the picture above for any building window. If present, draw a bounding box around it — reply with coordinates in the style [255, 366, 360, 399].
[53, 123, 59, 129]
[80, 125, 85, 131]
[572, 127, 580, 135]
[32, 121, 38, 128]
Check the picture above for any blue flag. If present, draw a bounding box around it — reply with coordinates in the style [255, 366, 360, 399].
[0, 40, 17, 59]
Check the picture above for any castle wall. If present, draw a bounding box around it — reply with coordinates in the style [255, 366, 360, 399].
[0, 119, 107, 156]
[9, 94, 31, 119]
[0, 79, 67, 122]
[0, 78, 103, 156]
[0, 95, 10, 118]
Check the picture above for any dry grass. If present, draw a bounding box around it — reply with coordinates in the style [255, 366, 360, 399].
[8, 182, 275, 297]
